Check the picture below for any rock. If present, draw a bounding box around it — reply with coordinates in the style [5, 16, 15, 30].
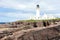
[1, 25, 60, 40]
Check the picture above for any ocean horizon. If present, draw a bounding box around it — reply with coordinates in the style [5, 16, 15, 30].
[0, 22, 6, 24]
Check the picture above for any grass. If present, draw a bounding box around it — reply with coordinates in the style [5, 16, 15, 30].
[15, 18, 60, 22]
[16, 20, 43, 22]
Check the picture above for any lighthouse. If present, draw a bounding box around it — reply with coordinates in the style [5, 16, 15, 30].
[29, 4, 41, 20]
[29, 4, 56, 20]
[36, 5, 40, 19]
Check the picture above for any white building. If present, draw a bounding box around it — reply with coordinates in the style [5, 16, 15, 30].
[30, 5, 56, 20]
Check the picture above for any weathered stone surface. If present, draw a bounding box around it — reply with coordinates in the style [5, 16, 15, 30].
[36, 21, 44, 27]
[0, 20, 59, 29]
[0, 25, 60, 40]
[0, 20, 60, 40]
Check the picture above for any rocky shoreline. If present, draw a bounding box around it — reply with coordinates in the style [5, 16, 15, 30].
[0, 20, 60, 40]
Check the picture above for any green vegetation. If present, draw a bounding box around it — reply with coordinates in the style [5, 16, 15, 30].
[16, 18, 60, 22]
[16, 20, 41, 22]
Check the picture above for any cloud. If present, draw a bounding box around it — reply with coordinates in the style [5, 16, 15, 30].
[0, 0, 56, 10]
[0, 12, 35, 22]
[5, 13, 34, 18]
[0, 0, 27, 10]
[47, 13, 60, 17]
[40, 1, 56, 10]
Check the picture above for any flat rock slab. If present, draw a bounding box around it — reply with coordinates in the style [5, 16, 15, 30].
[1, 25, 60, 40]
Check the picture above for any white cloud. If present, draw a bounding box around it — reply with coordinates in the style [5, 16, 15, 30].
[0, 12, 35, 22]
[2, 13, 35, 19]
[0, 0, 56, 10]
[47, 13, 60, 17]
[0, 0, 27, 10]
[40, 1, 56, 10]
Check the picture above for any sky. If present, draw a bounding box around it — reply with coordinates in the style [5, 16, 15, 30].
[0, 0, 60, 22]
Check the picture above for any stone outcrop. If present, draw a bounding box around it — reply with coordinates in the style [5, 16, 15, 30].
[0, 24, 60, 40]
[0, 20, 60, 40]
[0, 20, 58, 28]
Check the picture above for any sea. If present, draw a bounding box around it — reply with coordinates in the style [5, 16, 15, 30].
[0, 22, 6, 24]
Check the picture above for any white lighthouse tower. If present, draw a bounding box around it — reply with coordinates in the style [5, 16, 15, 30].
[36, 5, 40, 19]
[29, 4, 41, 20]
